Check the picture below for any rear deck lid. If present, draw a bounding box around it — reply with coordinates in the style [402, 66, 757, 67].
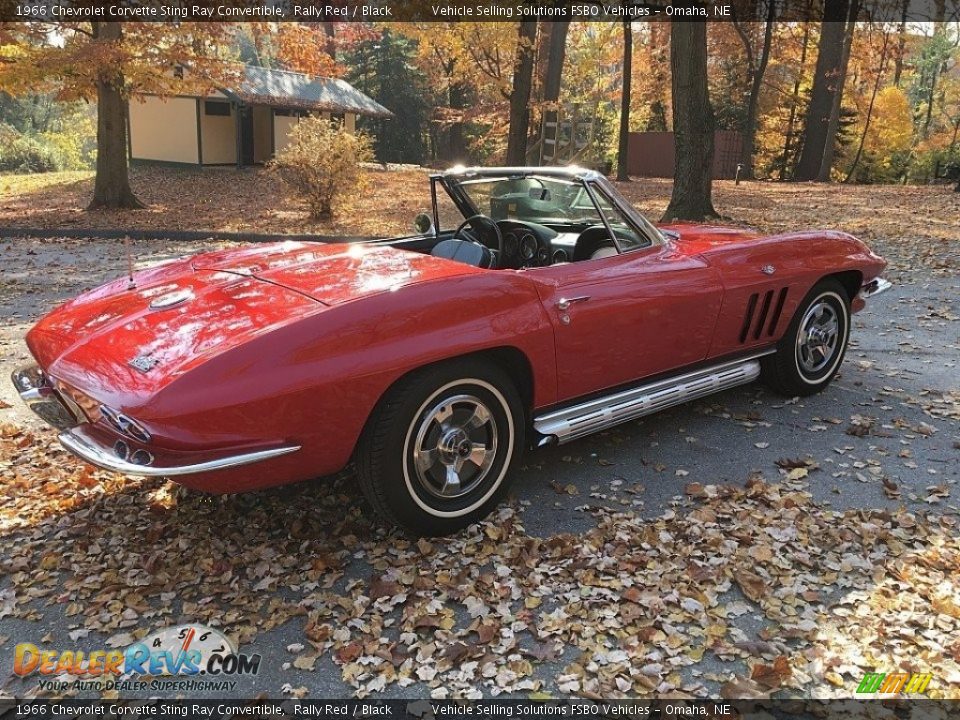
[192, 240, 483, 305]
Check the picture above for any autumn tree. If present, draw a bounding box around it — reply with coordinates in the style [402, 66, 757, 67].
[733, 0, 776, 179]
[617, 20, 633, 181]
[816, 0, 860, 180]
[395, 23, 520, 162]
[772, 18, 815, 178]
[346, 29, 428, 164]
[844, 27, 894, 181]
[534, 20, 569, 161]
[794, 0, 855, 181]
[0, 22, 236, 209]
[542, 21, 569, 112]
[506, 20, 537, 165]
[238, 21, 369, 77]
[663, 21, 718, 221]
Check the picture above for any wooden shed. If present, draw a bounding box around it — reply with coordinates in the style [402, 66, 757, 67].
[128, 66, 392, 167]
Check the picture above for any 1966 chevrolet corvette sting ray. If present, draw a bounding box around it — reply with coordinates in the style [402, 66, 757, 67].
[12, 167, 891, 535]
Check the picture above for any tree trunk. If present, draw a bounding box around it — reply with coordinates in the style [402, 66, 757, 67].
[948, 117, 960, 156]
[781, 13, 813, 179]
[447, 80, 468, 162]
[89, 22, 143, 210]
[617, 20, 633, 181]
[663, 22, 718, 221]
[793, 1, 849, 181]
[844, 31, 890, 182]
[539, 21, 568, 164]
[506, 20, 537, 165]
[922, 60, 940, 139]
[739, 1, 776, 179]
[648, 23, 670, 130]
[543, 21, 568, 105]
[816, 0, 860, 181]
[320, 21, 336, 61]
[893, 0, 909, 86]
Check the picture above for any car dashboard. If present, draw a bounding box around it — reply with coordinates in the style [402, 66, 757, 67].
[496, 220, 580, 269]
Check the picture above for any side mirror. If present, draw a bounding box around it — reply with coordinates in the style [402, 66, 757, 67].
[414, 212, 435, 236]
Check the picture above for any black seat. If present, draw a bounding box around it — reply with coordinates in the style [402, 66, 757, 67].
[573, 225, 616, 261]
[430, 239, 494, 268]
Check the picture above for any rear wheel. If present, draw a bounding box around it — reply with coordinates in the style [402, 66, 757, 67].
[761, 279, 851, 396]
[356, 359, 524, 536]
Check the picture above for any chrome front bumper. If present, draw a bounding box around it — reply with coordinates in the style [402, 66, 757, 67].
[859, 277, 893, 300]
[13, 363, 299, 477]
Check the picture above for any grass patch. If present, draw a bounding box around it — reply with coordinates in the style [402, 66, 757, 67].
[0, 170, 94, 198]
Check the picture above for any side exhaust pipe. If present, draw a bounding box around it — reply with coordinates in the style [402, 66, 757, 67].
[533, 354, 768, 446]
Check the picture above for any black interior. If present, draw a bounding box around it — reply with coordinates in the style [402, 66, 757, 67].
[419, 218, 616, 270]
[429, 238, 494, 268]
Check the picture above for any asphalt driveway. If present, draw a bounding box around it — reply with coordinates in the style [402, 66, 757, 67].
[0, 234, 957, 700]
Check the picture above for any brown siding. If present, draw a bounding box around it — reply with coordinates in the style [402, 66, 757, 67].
[627, 130, 744, 180]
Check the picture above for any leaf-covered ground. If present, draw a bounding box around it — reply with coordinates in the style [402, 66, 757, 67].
[1, 425, 958, 700]
[0, 174, 957, 699]
[0, 166, 429, 238]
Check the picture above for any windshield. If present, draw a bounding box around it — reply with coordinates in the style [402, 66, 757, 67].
[455, 176, 603, 226]
[450, 175, 656, 252]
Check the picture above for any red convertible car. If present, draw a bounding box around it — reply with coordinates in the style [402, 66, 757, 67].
[13, 167, 890, 535]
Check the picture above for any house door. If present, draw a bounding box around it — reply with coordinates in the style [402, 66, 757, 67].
[240, 107, 255, 166]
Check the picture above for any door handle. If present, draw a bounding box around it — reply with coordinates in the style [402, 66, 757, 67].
[556, 296, 591, 311]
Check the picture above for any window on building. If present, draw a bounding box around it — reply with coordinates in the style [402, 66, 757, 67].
[204, 101, 231, 117]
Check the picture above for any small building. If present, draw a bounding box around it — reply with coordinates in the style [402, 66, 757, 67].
[128, 66, 392, 167]
[627, 130, 744, 180]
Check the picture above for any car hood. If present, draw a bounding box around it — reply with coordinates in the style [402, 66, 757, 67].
[26, 241, 480, 407]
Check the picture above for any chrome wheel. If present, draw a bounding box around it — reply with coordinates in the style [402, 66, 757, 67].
[796, 300, 840, 375]
[411, 394, 498, 500]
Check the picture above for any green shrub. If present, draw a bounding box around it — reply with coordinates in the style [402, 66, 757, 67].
[0, 127, 66, 173]
[40, 114, 96, 171]
[269, 116, 373, 219]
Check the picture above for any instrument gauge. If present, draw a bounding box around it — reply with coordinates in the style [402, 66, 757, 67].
[503, 232, 519, 256]
[519, 234, 537, 261]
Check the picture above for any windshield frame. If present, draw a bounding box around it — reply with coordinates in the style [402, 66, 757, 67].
[435, 170, 663, 253]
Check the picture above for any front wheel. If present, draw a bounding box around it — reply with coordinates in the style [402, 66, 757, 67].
[761, 279, 851, 396]
[356, 359, 524, 536]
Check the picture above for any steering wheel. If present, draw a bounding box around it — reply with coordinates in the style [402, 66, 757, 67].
[455, 214, 504, 261]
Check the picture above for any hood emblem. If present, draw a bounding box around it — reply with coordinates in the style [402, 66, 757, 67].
[130, 354, 158, 373]
[149, 289, 193, 310]
[761, 265, 776, 275]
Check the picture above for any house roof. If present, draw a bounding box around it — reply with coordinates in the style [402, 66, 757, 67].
[222, 66, 392, 118]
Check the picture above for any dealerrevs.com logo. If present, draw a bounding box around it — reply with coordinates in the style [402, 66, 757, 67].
[855, 671, 933, 695]
[14, 624, 261, 692]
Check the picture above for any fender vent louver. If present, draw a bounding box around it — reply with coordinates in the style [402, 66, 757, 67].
[741, 287, 789, 343]
[739, 293, 759, 343]
[754, 290, 774, 340]
[768, 287, 789, 336]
